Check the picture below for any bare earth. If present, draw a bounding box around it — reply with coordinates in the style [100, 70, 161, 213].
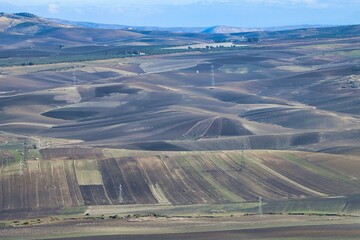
[2, 215, 360, 240]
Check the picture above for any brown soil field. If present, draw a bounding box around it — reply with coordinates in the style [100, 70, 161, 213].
[1, 23, 360, 239]
[1, 36, 360, 155]
[58, 224, 360, 240]
[1, 148, 360, 217]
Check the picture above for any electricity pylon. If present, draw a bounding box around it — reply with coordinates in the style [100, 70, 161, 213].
[118, 183, 124, 203]
[259, 196, 263, 217]
[211, 65, 215, 86]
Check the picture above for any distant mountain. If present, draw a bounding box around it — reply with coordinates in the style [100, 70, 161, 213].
[0, 12, 71, 34]
[202, 25, 260, 34]
[1, 12, 340, 36]
[264, 24, 336, 32]
[231, 24, 360, 40]
[0, 12, 144, 46]
[1, 11, 358, 46]
[202, 24, 337, 34]
[49, 18, 205, 33]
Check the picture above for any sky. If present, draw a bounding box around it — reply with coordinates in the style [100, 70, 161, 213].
[1, 0, 360, 27]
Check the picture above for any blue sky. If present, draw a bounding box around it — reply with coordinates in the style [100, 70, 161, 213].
[1, 0, 360, 27]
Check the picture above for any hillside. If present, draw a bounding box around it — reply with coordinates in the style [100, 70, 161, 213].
[0, 13, 145, 45]
[233, 24, 360, 39]
[1, 33, 360, 154]
[49, 18, 205, 33]
[1, 14, 360, 239]
[1, 147, 360, 216]
[202, 25, 260, 34]
[0, 12, 71, 34]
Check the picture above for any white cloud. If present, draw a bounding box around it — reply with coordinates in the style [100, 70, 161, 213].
[48, 3, 59, 13]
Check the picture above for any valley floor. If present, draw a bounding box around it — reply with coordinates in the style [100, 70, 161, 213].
[1, 214, 360, 240]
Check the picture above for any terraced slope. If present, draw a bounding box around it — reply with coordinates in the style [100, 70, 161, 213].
[1, 148, 360, 214]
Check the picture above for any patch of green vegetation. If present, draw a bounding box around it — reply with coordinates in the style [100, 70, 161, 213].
[294, 43, 339, 49]
[184, 155, 244, 202]
[0, 144, 23, 151]
[206, 154, 229, 170]
[87, 202, 260, 217]
[225, 152, 251, 167]
[10, 150, 23, 162]
[162, 202, 259, 216]
[219, 65, 249, 74]
[0, 45, 248, 67]
[334, 50, 360, 58]
[275, 152, 359, 188]
[0, 45, 185, 67]
[262, 198, 347, 214]
[28, 149, 42, 160]
[198, 174, 241, 202]
[235, 195, 360, 216]
[75, 160, 103, 185]
[75, 160, 99, 171]
[58, 206, 87, 215]
[103, 148, 161, 159]
[0, 138, 39, 159]
[85, 195, 360, 217]
[1, 163, 20, 175]
[39, 160, 52, 170]
[0, 222, 8, 228]
[173, 154, 237, 203]
[76, 170, 103, 185]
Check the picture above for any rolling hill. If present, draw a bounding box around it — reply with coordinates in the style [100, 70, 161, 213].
[1, 13, 360, 235]
[202, 25, 260, 34]
[0, 12, 71, 34]
[49, 18, 205, 33]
